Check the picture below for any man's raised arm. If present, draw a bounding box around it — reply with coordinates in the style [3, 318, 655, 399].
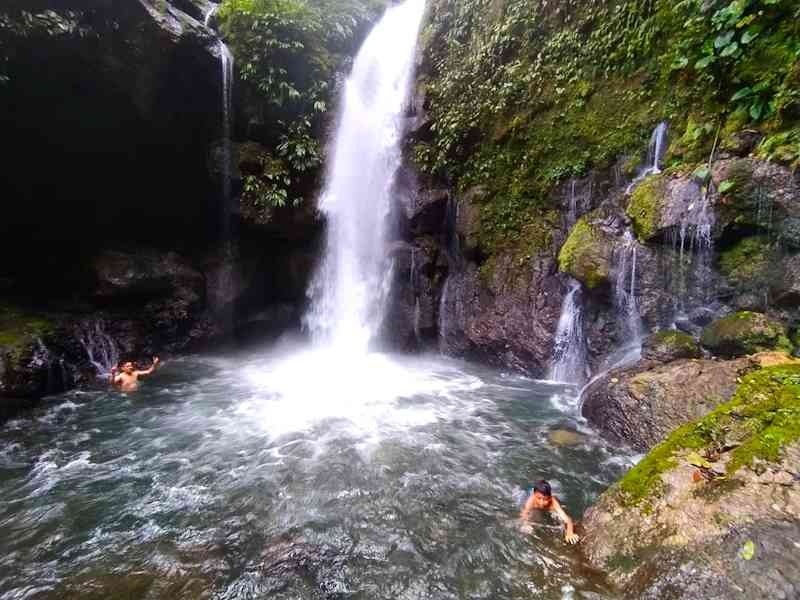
[136, 357, 160, 376]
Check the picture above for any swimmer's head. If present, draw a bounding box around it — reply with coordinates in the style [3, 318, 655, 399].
[121, 361, 135, 375]
[531, 479, 552, 509]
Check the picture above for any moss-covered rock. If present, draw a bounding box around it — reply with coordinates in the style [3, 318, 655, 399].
[626, 174, 666, 241]
[582, 365, 800, 597]
[718, 236, 774, 287]
[701, 311, 792, 357]
[642, 329, 702, 363]
[613, 364, 800, 508]
[557, 214, 612, 289]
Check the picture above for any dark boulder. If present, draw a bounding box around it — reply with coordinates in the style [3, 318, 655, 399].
[581, 356, 754, 451]
[701, 311, 792, 357]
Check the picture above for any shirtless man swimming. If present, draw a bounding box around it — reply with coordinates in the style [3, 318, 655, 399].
[520, 479, 580, 544]
[110, 357, 160, 391]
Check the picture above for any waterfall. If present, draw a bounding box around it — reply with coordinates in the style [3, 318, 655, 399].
[549, 279, 588, 385]
[646, 121, 668, 175]
[626, 121, 669, 194]
[669, 188, 715, 312]
[204, 4, 218, 27]
[78, 320, 120, 377]
[614, 231, 643, 342]
[304, 0, 425, 351]
[219, 40, 233, 222]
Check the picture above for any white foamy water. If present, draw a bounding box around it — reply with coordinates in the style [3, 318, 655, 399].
[304, 0, 425, 352]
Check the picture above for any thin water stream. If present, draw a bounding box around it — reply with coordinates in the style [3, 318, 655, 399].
[0, 343, 634, 599]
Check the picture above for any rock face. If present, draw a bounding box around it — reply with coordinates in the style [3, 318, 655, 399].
[582, 356, 754, 452]
[581, 365, 800, 599]
[701, 311, 792, 357]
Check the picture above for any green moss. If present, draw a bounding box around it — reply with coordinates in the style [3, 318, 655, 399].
[558, 216, 609, 289]
[627, 174, 666, 242]
[0, 306, 55, 352]
[646, 329, 702, 359]
[701, 311, 792, 357]
[617, 365, 800, 507]
[718, 236, 774, 286]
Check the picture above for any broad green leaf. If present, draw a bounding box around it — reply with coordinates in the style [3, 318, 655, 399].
[731, 87, 753, 101]
[672, 56, 689, 70]
[741, 26, 761, 44]
[719, 180, 736, 193]
[715, 31, 735, 49]
[693, 166, 711, 181]
[751, 101, 764, 120]
[721, 41, 739, 57]
[695, 56, 715, 70]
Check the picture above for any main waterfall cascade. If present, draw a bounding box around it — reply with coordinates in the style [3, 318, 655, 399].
[304, 0, 425, 351]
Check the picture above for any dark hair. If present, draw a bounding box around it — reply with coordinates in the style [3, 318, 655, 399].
[533, 480, 552, 497]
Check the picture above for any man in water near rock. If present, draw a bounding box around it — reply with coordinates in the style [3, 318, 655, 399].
[110, 357, 160, 391]
[520, 479, 580, 544]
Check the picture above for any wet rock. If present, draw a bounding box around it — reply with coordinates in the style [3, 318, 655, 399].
[701, 311, 792, 357]
[558, 211, 615, 290]
[720, 128, 763, 157]
[440, 252, 563, 375]
[712, 158, 800, 246]
[455, 186, 485, 259]
[626, 173, 705, 242]
[408, 189, 449, 236]
[382, 239, 444, 350]
[0, 309, 92, 411]
[773, 253, 800, 307]
[581, 366, 800, 599]
[642, 330, 702, 363]
[581, 356, 754, 451]
[94, 249, 204, 301]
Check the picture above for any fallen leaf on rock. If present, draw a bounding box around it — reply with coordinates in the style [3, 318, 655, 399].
[687, 452, 713, 469]
[739, 539, 755, 560]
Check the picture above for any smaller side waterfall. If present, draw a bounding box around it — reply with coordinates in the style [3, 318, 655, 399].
[549, 279, 588, 385]
[669, 187, 715, 311]
[626, 122, 669, 193]
[78, 320, 120, 377]
[219, 40, 234, 215]
[646, 121, 668, 175]
[204, 4, 218, 27]
[613, 231, 643, 342]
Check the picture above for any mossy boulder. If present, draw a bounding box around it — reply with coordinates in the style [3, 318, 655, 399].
[718, 236, 774, 287]
[626, 174, 666, 241]
[557, 214, 612, 289]
[642, 330, 702, 363]
[701, 311, 792, 357]
[582, 365, 800, 597]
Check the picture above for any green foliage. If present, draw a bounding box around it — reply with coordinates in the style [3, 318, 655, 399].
[419, 0, 799, 259]
[617, 364, 800, 507]
[219, 0, 384, 208]
[0, 305, 54, 352]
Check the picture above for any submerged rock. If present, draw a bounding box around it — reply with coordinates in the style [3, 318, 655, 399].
[548, 428, 584, 447]
[581, 365, 800, 599]
[701, 311, 792, 357]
